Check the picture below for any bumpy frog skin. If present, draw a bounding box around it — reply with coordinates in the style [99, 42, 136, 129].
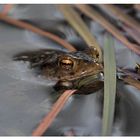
[136, 63, 140, 75]
[13, 49, 104, 94]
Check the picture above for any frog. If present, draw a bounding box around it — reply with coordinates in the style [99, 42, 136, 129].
[136, 63, 140, 75]
[13, 48, 104, 95]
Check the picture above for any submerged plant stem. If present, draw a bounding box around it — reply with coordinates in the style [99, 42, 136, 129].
[1, 4, 13, 15]
[0, 13, 76, 52]
[75, 5, 140, 55]
[100, 4, 140, 34]
[122, 76, 140, 90]
[32, 90, 77, 136]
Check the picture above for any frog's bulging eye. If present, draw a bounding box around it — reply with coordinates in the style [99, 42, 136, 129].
[59, 59, 74, 70]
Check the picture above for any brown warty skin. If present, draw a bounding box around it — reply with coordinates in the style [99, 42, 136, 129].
[13, 48, 104, 95]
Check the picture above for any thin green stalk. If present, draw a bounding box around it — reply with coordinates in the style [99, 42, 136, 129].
[102, 36, 116, 136]
[57, 4, 102, 62]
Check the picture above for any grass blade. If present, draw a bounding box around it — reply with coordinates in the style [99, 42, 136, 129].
[102, 36, 116, 136]
[57, 4, 102, 62]
[75, 5, 140, 55]
[100, 5, 140, 34]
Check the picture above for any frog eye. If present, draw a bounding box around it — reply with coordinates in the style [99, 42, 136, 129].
[59, 59, 74, 70]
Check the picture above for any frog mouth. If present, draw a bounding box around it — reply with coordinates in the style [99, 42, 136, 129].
[54, 72, 104, 93]
[60, 70, 104, 82]
[74, 72, 104, 90]
[75, 72, 104, 83]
